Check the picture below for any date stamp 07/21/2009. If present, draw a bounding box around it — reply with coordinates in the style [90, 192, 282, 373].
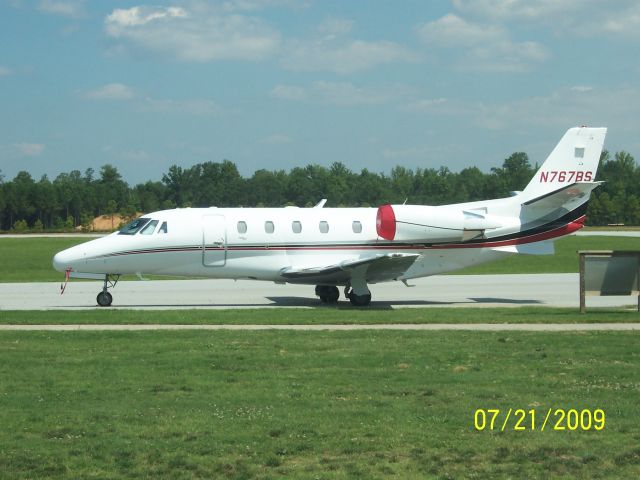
[473, 408, 605, 432]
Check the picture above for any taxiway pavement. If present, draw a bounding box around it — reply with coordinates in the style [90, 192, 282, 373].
[0, 274, 635, 310]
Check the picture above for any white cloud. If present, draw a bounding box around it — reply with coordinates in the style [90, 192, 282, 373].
[382, 143, 469, 163]
[119, 149, 151, 163]
[281, 16, 419, 74]
[106, 6, 187, 27]
[38, 0, 86, 18]
[14, 143, 45, 156]
[417, 14, 548, 72]
[221, 0, 310, 12]
[270, 85, 308, 101]
[418, 13, 502, 47]
[261, 133, 292, 145]
[83, 83, 135, 100]
[451, 0, 582, 22]
[570, 86, 593, 93]
[452, 0, 640, 38]
[105, 5, 281, 62]
[402, 98, 448, 112]
[405, 86, 639, 137]
[0, 66, 12, 77]
[317, 17, 353, 38]
[271, 81, 407, 106]
[283, 39, 419, 74]
[139, 97, 221, 115]
[597, 4, 640, 36]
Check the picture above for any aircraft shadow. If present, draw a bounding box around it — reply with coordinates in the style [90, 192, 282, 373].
[65, 296, 543, 309]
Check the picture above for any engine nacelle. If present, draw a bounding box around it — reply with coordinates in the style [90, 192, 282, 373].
[376, 204, 502, 243]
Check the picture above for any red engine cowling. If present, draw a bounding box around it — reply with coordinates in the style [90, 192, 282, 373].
[376, 204, 502, 242]
[376, 204, 396, 240]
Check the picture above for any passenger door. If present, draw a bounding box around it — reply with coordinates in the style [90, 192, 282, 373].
[202, 215, 227, 267]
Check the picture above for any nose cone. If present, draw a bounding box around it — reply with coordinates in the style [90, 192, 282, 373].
[52, 249, 71, 272]
[53, 245, 86, 272]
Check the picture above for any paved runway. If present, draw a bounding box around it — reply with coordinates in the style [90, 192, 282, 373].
[0, 274, 635, 310]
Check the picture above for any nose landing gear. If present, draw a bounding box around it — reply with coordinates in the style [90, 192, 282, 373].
[97, 291, 113, 307]
[97, 274, 120, 307]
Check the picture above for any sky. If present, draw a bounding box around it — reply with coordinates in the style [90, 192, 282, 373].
[1, 0, 639, 185]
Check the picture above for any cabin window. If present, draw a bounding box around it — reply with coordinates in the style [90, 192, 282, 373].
[237, 221, 247, 234]
[118, 217, 151, 235]
[319, 221, 329, 233]
[158, 221, 168, 234]
[265, 221, 275, 234]
[292, 221, 302, 234]
[140, 220, 159, 235]
[352, 221, 362, 233]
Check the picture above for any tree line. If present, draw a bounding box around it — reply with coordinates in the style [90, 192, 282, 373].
[0, 150, 638, 231]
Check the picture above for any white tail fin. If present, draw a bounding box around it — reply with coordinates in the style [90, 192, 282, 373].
[522, 127, 607, 201]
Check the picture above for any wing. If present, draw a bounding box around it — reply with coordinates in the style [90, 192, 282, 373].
[279, 253, 420, 285]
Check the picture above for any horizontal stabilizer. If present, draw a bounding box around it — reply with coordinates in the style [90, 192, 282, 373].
[522, 182, 601, 216]
[492, 241, 555, 255]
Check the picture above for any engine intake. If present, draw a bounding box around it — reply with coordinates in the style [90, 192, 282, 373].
[376, 204, 502, 243]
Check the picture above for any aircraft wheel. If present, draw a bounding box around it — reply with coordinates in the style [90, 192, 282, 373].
[324, 286, 339, 303]
[348, 292, 371, 307]
[97, 291, 113, 307]
[316, 285, 340, 303]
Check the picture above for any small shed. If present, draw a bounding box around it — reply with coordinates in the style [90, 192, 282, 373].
[579, 250, 640, 312]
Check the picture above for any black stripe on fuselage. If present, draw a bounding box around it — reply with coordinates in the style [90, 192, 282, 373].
[94, 202, 588, 258]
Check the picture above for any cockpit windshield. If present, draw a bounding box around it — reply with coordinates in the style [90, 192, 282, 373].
[118, 218, 151, 235]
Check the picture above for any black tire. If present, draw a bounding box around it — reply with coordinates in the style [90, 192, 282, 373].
[317, 285, 340, 303]
[97, 291, 113, 307]
[316, 285, 339, 303]
[349, 292, 371, 307]
[325, 286, 339, 303]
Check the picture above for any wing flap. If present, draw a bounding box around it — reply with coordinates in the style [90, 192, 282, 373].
[279, 253, 420, 284]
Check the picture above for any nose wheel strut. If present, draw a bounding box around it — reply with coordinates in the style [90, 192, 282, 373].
[97, 274, 120, 307]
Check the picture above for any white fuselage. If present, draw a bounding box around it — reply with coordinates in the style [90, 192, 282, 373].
[53, 198, 527, 285]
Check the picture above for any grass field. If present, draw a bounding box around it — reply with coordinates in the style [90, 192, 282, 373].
[0, 307, 637, 325]
[0, 330, 638, 479]
[1, 235, 639, 282]
[455, 235, 640, 275]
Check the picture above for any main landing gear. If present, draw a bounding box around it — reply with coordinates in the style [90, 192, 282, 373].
[344, 269, 372, 307]
[345, 288, 372, 307]
[315, 285, 340, 303]
[314, 280, 372, 307]
[97, 274, 120, 307]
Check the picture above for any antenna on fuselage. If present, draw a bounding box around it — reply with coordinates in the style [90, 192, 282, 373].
[314, 199, 327, 208]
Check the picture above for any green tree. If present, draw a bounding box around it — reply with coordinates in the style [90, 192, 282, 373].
[326, 162, 353, 206]
[98, 164, 129, 215]
[247, 169, 288, 206]
[106, 199, 118, 230]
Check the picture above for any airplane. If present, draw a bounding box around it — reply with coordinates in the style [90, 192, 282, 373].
[53, 126, 607, 307]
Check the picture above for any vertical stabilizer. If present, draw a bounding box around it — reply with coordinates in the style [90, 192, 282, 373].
[522, 127, 607, 201]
